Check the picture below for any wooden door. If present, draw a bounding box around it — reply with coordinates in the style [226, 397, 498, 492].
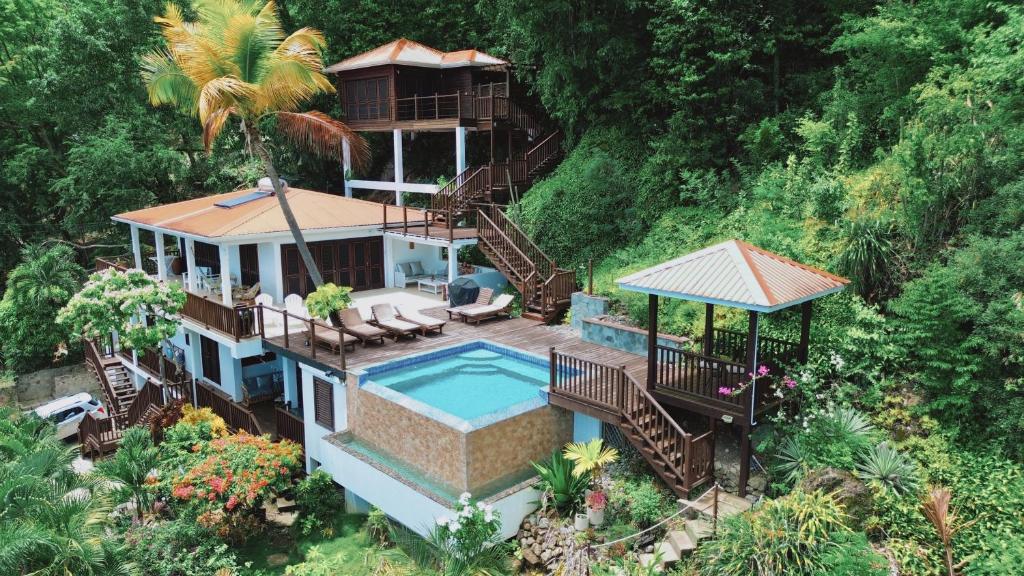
[199, 335, 221, 385]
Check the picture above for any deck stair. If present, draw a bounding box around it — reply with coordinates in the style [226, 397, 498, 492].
[548, 351, 714, 499]
[475, 204, 575, 322]
[636, 519, 715, 572]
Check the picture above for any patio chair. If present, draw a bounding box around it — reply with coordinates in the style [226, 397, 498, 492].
[339, 308, 387, 346]
[370, 304, 420, 340]
[307, 319, 359, 354]
[254, 293, 282, 331]
[459, 294, 515, 325]
[284, 294, 309, 332]
[445, 287, 494, 319]
[395, 306, 446, 335]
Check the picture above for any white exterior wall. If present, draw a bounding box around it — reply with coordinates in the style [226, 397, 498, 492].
[386, 238, 446, 287]
[257, 241, 282, 303]
[299, 363, 346, 469]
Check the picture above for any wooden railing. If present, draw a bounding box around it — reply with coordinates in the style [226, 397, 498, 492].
[476, 208, 538, 289]
[654, 345, 749, 414]
[549, 350, 713, 492]
[275, 405, 305, 450]
[525, 131, 562, 173]
[79, 411, 125, 457]
[395, 92, 475, 122]
[126, 380, 163, 426]
[182, 291, 258, 341]
[431, 165, 490, 220]
[195, 380, 262, 436]
[84, 338, 127, 414]
[256, 305, 348, 370]
[704, 327, 800, 369]
[95, 257, 131, 272]
[541, 269, 576, 311]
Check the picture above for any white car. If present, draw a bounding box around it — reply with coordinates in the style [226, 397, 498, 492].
[31, 393, 105, 441]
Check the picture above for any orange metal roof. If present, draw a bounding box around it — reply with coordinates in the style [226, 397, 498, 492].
[324, 38, 507, 73]
[616, 240, 849, 312]
[113, 188, 424, 239]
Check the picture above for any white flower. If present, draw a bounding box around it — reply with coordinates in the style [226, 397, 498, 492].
[484, 511, 494, 523]
[484, 504, 493, 513]
[449, 520, 461, 532]
[476, 501, 486, 510]
[461, 505, 473, 518]
[459, 492, 471, 505]
[436, 516, 449, 527]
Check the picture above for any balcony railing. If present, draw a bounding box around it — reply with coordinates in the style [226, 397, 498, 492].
[275, 405, 304, 450]
[182, 291, 258, 341]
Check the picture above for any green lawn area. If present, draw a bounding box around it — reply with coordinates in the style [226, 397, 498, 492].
[237, 513, 428, 575]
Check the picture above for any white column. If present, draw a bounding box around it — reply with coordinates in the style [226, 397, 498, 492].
[342, 138, 353, 198]
[455, 126, 467, 174]
[154, 232, 167, 281]
[282, 356, 298, 409]
[447, 245, 458, 283]
[219, 244, 232, 305]
[130, 224, 142, 270]
[184, 238, 198, 292]
[393, 128, 404, 206]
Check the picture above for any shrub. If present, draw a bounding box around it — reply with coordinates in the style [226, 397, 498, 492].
[124, 518, 242, 576]
[405, 493, 509, 576]
[620, 478, 669, 529]
[811, 531, 888, 576]
[773, 405, 878, 487]
[295, 469, 342, 536]
[304, 283, 353, 320]
[695, 490, 849, 576]
[856, 442, 920, 496]
[532, 449, 589, 515]
[179, 404, 228, 437]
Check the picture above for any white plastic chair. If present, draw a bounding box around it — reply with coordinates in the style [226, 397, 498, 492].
[284, 294, 309, 331]
[254, 294, 280, 331]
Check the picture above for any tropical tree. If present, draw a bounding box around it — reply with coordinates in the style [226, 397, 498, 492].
[0, 243, 85, 371]
[563, 438, 619, 484]
[96, 426, 159, 521]
[141, 0, 369, 289]
[57, 268, 185, 352]
[0, 408, 135, 576]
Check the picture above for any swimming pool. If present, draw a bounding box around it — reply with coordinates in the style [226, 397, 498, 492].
[359, 341, 551, 428]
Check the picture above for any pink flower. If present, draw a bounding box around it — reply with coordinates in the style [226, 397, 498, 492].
[757, 365, 770, 376]
[718, 386, 734, 396]
[783, 376, 797, 389]
[225, 495, 239, 511]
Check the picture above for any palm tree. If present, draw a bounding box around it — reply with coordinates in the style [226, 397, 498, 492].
[95, 426, 159, 521]
[141, 0, 368, 288]
[5, 243, 84, 309]
[563, 438, 619, 484]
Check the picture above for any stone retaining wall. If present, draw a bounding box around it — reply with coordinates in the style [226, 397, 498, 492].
[15, 363, 100, 408]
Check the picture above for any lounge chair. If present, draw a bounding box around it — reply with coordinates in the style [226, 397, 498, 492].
[395, 306, 446, 335]
[370, 304, 419, 340]
[459, 294, 515, 325]
[445, 287, 494, 319]
[339, 308, 387, 346]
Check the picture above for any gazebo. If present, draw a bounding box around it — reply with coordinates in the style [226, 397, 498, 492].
[617, 239, 849, 495]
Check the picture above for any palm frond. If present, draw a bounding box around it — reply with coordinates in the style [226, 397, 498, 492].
[140, 50, 199, 114]
[275, 111, 369, 168]
[198, 76, 256, 122]
[203, 106, 237, 151]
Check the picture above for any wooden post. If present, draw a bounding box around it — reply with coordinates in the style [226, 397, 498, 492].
[587, 259, 594, 295]
[738, 310, 759, 498]
[283, 311, 289, 349]
[403, 205, 408, 235]
[712, 483, 720, 535]
[704, 303, 715, 357]
[549, 347, 556, 390]
[308, 318, 316, 359]
[798, 301, 812, 363]
[646, 293, 658, 392]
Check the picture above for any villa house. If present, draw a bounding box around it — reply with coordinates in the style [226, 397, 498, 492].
[80, 39, 849, 542]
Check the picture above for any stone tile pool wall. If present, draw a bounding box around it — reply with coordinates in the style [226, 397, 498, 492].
[465, 405, 572, 492]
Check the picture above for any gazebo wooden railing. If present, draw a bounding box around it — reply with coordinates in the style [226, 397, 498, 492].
[654, 345, 749, 417]
[548, 350, 714, 495]
[703, 327, 800, 370]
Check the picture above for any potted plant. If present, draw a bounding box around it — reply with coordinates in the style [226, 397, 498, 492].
[305, 283, 353, 324]
[574, 512, 590, 531]
[585, 490, 607, 526]
[563, 439, 619, 529]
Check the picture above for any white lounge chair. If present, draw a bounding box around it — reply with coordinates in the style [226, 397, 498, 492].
[370, 304, 419, 340]
[459, 294, 515, 325]
[395, 306, 446, 335]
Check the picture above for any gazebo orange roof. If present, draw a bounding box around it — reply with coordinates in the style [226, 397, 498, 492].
[113, 187, 423, 239]
[616, 240, 849, 312]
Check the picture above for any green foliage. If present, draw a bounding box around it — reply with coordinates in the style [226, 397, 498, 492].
[0, 243, 84, 372]
[96, 426, 159, 520]
[0, 407, 134, 576]
[304, 284, 353, 321]
[856, 442, 920, 496]
[295, 470, 342, 537]
[58, 268, 186, 352]
[400, 494, 509, 576]
[531, 449, 589, 515]
[124, 518, 241, 576]
[773, 406, 878, 487]
[695, 490, 850, 576]
[562, 438, 618, 481]
[811, 532, 888, 576]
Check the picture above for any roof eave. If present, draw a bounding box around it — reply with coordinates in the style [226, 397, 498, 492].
[615, 282, 846, 314]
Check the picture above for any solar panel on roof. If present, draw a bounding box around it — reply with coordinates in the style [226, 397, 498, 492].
[214, 191, 271, 208]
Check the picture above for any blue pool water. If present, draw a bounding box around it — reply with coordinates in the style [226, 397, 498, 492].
[366, 342, 549, 422]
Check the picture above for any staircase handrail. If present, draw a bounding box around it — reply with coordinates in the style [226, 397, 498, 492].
[431, 165, 489, 217]
[480, 204, 558, 280]
[476, 207, 538, 286]
[85, 338, 123, 414]
[526, 131, 562, 172]
[540, 268, 577, 316]
[126, 380, 164, 428]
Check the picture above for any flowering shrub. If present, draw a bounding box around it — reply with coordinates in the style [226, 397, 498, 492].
[167, 431, 302, 529]
[178, 404, 228, 438]
[719, 364, 771, 397]
[426, 492, 508, 574]
[586, 490, 608, 512]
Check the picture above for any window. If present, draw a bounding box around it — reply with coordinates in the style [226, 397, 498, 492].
[344, 77, 389, 121]
[239, 244, 259, 286]
[200, 335, 221, 385]
[313, 377, 334, 429]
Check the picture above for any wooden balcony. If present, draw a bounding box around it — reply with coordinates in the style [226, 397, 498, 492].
[343, 83, 515, 132]
[182, 291, 258, 341]
[275, 405, 304, 451]
[194, 380, 263, 436]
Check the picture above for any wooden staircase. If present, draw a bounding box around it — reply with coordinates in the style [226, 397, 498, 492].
[548, 351, 714, 497]
[431, 130, 564, 227]
[475, 204, 575, 322]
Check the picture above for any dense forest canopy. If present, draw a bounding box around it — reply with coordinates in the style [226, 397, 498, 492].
[1, 0, 1022, 476]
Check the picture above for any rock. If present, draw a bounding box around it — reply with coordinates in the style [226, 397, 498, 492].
[800, 468, 873, 529]
[540, 550, 552, 563]
[266, 553, 289, 567]
[538, 517, 550, 529]
[747, 474, 767, 493]
[523, 546, 541, 566]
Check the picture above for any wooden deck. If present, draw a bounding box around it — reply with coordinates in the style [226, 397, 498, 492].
[262, 307, 648, 378]
[384, 225, 479, 244]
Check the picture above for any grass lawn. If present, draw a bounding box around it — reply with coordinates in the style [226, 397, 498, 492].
[236, 513, 429, 575]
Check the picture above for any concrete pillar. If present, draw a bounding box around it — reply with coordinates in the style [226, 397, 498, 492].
[184, 238, 198, 292]
[573, 412, 602, 443]
[130, 225, 142, 270]
[455, 126, 467, 174]
[282, 356, 298, 409]
[154, 232, 167, 281]
[342, 138, 353, 198]
[393, 128, 404, 206]
[447, 245, 458, 283]
[219, 244, 232, 305]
